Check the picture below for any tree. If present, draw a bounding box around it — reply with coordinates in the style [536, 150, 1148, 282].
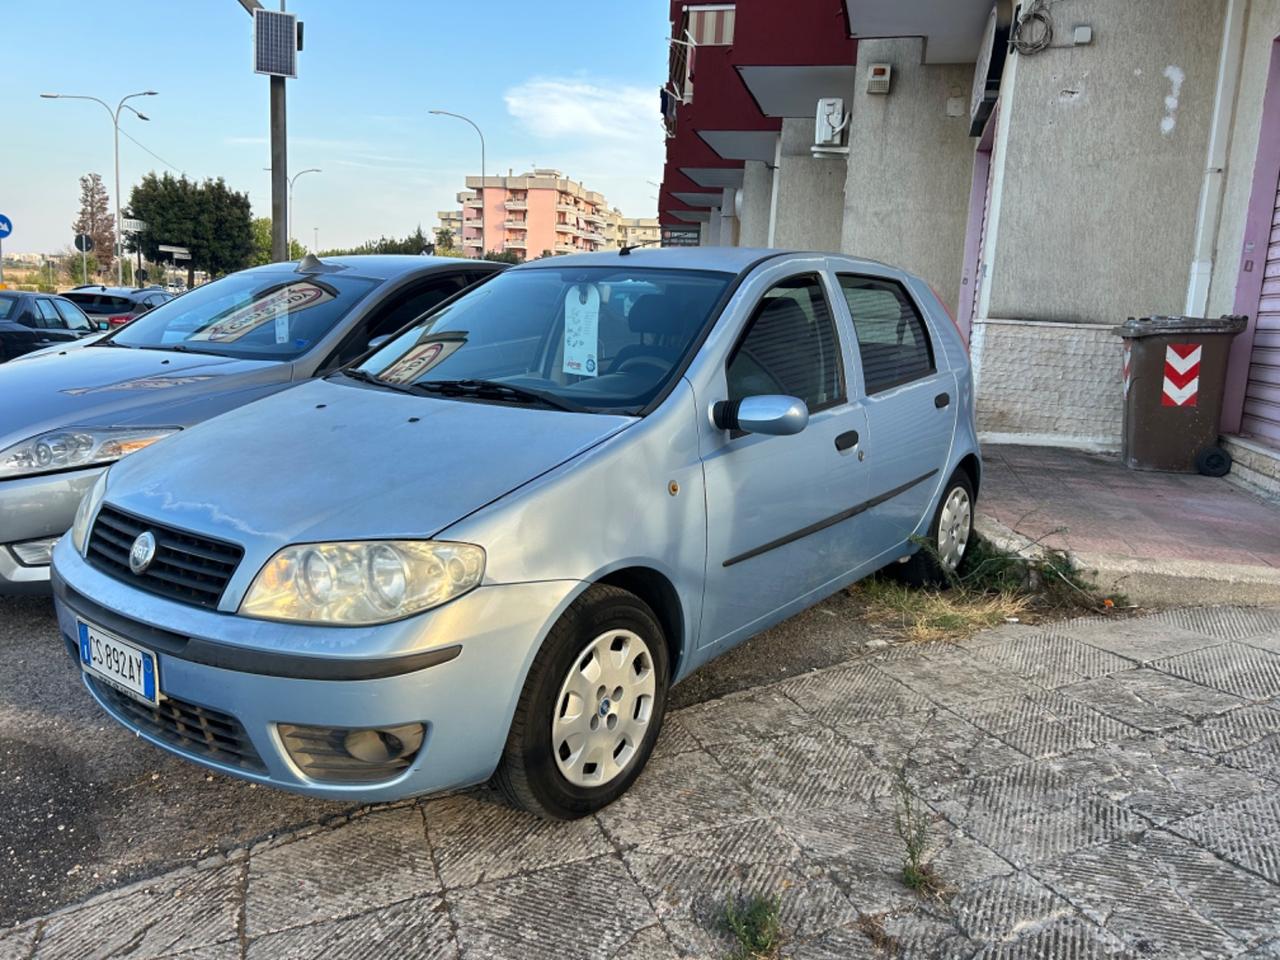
[71, 173, 114, 273]
[434, 227, 456, 252]
[250, 217, 305, 265]
[127, 173, 254, 285]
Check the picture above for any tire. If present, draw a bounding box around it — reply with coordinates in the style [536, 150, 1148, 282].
[1196, 445, 1232, 478]
[493, 584, 669, 819]
[896, 469, 975, 588]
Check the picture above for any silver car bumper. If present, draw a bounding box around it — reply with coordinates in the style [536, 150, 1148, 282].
[0, 466, 103, 594]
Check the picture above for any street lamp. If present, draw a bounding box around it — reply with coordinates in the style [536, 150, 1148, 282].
[264, 166, 322, 257]
[429, 109, 486, 257]
[41, 90, 158, 286]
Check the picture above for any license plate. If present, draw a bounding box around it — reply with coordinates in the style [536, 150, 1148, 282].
[78, 620, 159, 706]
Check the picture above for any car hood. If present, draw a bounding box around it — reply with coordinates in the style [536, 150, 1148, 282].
[105, 377, 634, 552]
[0, 347, 290, 449]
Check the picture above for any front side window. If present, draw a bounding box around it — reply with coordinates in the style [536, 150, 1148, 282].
[108, 271, 379, 360]
[726, 274, 844, 412]
[838, 276, 936, 394]
[355, 266, 733, 414]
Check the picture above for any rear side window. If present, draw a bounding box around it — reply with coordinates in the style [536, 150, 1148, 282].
[727, 274, 844, 412]
[837, 276, 935, 394]
[35, 300, 62, 328]
[54, 299, 93, 331]
[0, 296, 16, 320]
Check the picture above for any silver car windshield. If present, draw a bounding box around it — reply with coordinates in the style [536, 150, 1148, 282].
[108, 271, 379, 360]
[354, 267, 733, 414]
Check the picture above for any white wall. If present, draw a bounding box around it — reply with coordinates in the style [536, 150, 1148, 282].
[771, 118, 846, 251]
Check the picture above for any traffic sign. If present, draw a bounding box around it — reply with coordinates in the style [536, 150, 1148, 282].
[122, 218, 148, 233]
[158, 244, 191, 261]
[0, 214, 11, 239]
[74, 233, 94, 253]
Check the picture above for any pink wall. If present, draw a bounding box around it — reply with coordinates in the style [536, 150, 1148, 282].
[527, 189, 557, 259]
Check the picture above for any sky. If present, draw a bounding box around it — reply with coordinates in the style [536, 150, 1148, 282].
[1, 0, 670, 254]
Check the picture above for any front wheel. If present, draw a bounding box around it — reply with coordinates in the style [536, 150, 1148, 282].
[493, 585, 669, 819]
[896, 470, 975, 588]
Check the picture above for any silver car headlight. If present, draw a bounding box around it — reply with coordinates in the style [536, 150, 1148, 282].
[0, 427, 179, 480]
[240, 540, 486, 625]
[70, 471, 109, 556]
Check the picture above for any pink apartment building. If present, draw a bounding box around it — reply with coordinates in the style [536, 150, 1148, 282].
[451, 169, 617, 259]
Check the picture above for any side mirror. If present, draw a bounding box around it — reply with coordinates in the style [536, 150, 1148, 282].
[368, 334, 392, 350]
[712, 395, 809, 436]
[96, 321, 110, 331]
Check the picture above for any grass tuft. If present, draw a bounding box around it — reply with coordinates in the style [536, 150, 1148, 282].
[722, 894, 784, 960]
[893, 768, 949, 900]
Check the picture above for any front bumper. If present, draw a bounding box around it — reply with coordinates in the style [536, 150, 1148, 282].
[0, 466, 103, 594]
[51, 539, 580, 802]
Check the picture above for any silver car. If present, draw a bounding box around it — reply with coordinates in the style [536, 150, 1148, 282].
[0, 256, 503, 592]
[51, 248, 979, 818]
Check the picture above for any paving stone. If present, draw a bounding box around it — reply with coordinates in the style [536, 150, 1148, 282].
[1243, 941, 1280, 958]
[592, 750, 764, 848]
[448, 856, 658, 960]
[1154, 642, 1280, 701]
[154, 946, 240, 960]
[968, 915, 1136, 959]
[648, 713, 701, 761]
[1168, 791, 1280, 884]
[1222, 733, 1280, 782]
[952, 690, 1141, 760]
[710, 727, 895, 814]
[623, 817, 858, 958]
[424, 791, 612, 889]
[781, 923, 880, 959]
[872, 653, 1039, 708]
[610, 924, 681, 960]
[676, 687, 817, 747]
[1057, 616, 1223, 664]
[828, 709, 1027, 797]
[875, 909, 975, 959]
[773, 662, 933, 724]
[950, 871, 1078, 944]
[34, 864, 241, 960]
[777, 797, 1011, 917]
[952, 623, 1045, 652]
[971, 634, 1132, 688]
[1033, 830, 1280, 956]
[1170, 704, 1280, 758]
[245, 896, 456, 959]
[0, 926, 38, 960]
[1059, 667, 1243, 733]
[1154, 606, 1280, 644]
[245, 806, 439, 938]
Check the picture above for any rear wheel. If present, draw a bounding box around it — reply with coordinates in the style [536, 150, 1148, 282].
[493, 584, 669, 819]
[896, 470, 974, 588]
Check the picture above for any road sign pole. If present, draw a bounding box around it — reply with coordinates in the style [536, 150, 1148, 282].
[0, 237, 4, 284]
[82, 245, 87, 283]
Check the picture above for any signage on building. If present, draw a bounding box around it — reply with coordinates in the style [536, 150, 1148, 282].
[661, 225, 701, 247]
[970, 1, 1013, 137]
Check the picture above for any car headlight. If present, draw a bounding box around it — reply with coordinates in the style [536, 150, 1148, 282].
[0, 427, 178, 480]
[240, 541, 486, 625]
[70, 471, 109, 556]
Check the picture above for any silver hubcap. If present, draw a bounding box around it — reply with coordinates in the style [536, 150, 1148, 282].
[552, 629, 656, 787]
[937, 486, 972, 571]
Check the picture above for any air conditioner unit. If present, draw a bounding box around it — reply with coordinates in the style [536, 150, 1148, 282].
[814, 97, 848, 147]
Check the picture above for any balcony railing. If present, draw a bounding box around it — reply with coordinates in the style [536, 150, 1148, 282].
[505, 238, 527, 249]
[555, 221, 575, 232]
[554, 243, 576, 253]
[503, 199, 527, 210]
[555, 202, 578, 213]
[503, 219, 528, 230]
[464, 198, 483, 208]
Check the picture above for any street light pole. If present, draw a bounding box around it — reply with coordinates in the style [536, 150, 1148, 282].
[288, 168, 320, 255]
[429, 110, 485, 257]
[41, 90, 158, 286]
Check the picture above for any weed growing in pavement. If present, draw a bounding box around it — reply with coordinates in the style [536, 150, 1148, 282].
[852, 533, 1126, 641]
[893, 768, 948, 900]
[722, 893, 783, 960]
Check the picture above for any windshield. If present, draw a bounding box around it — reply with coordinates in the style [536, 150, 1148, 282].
[353, 266, 733, 414]
[108, 271, 379, 360]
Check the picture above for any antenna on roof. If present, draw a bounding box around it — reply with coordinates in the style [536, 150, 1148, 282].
[619, 239, 662, 256]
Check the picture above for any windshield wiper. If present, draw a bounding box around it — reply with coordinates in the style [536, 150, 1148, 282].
[410, 379, 582, 413]
[335, 367, 419, 396]
[89, 339, 133, 348]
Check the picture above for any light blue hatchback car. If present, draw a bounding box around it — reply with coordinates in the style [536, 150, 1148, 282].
[51, 248, 980, 818]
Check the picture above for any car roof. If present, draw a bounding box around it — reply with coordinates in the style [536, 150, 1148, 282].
[237, 254, 504, 282]
[514, 247, 886, 275]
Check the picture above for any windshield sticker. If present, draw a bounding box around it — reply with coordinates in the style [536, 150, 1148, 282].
[274, 309, 290, 345]
[62, 375, 217, 396]
[378, 338, 464, 384]
[189, 282, 334, 344]
[563, 284, 600, 378]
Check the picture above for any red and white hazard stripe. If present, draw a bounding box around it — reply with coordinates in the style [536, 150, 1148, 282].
[1122, 342, 1132, 396]
[1162, 343, 1201, 407]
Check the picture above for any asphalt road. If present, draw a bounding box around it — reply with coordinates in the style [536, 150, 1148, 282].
[0, 588, 880, 928]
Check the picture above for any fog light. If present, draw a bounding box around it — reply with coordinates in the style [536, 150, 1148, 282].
[10, 537, 58, 567]
[278, 722, 426, 784]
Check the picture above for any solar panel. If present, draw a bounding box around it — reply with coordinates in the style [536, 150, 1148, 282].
[254, 9, 297, 78]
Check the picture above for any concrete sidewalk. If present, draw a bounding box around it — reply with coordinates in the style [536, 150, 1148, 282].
[978, 444, 1280, 605]
[4, 605, 1280, 959]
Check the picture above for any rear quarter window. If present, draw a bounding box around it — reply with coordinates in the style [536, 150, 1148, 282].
[837, 276, 936, 394]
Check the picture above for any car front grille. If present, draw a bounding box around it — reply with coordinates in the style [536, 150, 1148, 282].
[89, 677, 266, 773]
[87, 505, 243, 610]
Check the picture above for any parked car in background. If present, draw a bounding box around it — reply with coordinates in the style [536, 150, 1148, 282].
[0, 291, 99, 362]
[60, 285, 174, 328]
[0, 255, 505, 593]
[50, 248, 979, 818]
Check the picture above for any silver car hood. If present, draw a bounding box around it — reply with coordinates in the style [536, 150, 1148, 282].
[0, 347, 289, 449]
[104, 377, 634, 550]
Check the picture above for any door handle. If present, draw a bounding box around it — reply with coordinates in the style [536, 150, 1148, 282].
[834, 430, 859, 452]
[934, 392, 950, 409]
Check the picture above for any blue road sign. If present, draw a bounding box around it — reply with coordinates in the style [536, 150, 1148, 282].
[0, 215, 11, 239]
